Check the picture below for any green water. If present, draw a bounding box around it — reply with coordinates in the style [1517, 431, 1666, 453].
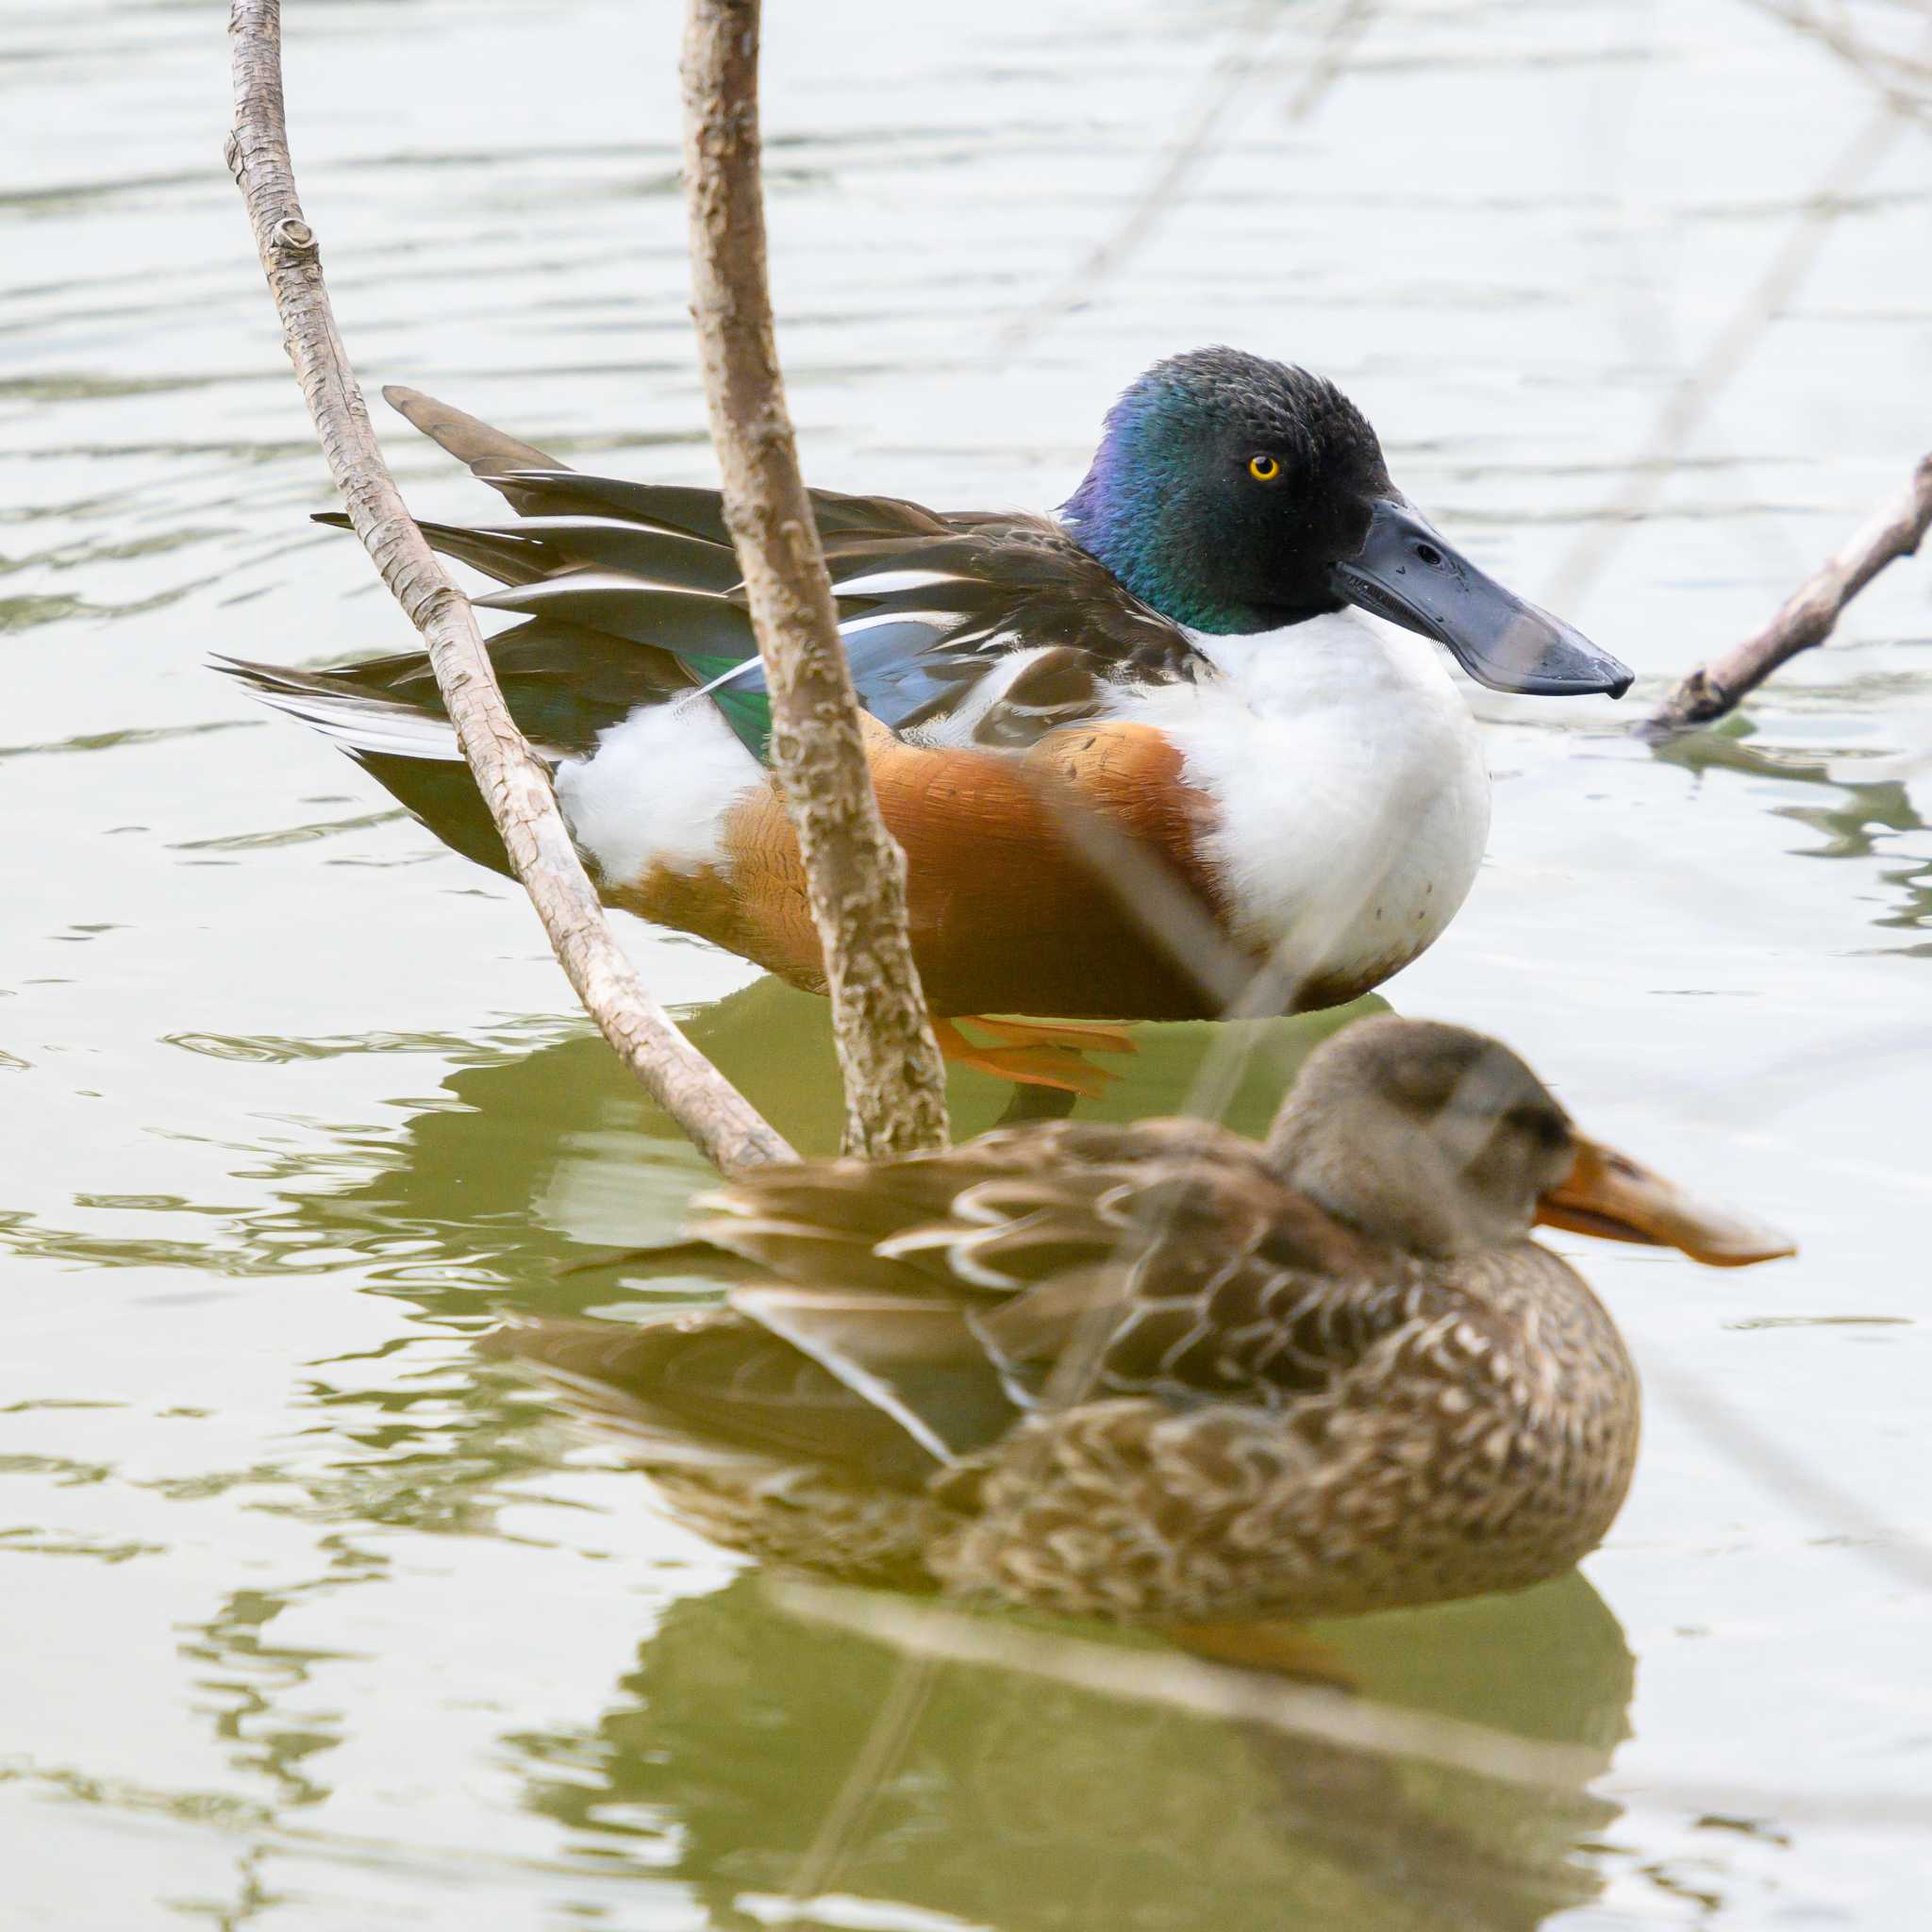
[4, 0, 1929, 1924]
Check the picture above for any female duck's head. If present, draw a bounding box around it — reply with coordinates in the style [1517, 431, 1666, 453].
[1062, 347, 1632, 698]
[1265, 1015, 1793, 1265]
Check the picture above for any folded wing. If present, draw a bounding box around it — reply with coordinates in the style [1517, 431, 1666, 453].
[496, 1119, 1426, 1491]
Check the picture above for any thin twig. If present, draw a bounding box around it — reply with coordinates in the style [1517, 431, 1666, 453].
[1542, 101, 1908, 618]
[225, 0, 792, 1175]
[782, 1656, 935, 1909]
[994, 0, 1374, 358]
[1737, 0, 1932, 125]
[681, 0, 950, 1161]
[1648, 1361, 1932, 1592]
[1642, 450, 1932, 736]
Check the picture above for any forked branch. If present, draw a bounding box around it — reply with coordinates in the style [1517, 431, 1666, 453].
[1643, 452, 1932, 738]
[225, 0, 792, 1174]
[680, 0, 950, 1159]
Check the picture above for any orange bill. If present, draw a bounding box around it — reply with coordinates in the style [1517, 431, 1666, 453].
[1536, 1135, 1795, 1269]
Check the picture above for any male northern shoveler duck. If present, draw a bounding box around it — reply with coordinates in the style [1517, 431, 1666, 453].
[493, 1018, 1790, 1626]
[225, 350, 1631, 1085]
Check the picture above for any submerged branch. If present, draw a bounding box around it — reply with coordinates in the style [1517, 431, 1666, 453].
[680, 0, 949, 1159]
[1642, 451, 1932, 737]
[225, 0, 792, 1174]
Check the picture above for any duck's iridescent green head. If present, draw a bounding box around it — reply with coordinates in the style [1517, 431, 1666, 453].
[1062, 346, 1631, 698]
[1062, 347, 1388, 634]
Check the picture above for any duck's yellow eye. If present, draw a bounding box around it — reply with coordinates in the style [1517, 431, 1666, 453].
[1248, 454, 1281, 483]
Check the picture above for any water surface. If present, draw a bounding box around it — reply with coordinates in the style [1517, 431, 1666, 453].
[4, 1, 1929, 1925]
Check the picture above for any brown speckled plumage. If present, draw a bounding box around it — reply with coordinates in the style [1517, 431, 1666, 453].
[492, 1019, 1789, 1624]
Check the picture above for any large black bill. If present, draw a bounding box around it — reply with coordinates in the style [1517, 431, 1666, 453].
[1329, 499, 1633, 698]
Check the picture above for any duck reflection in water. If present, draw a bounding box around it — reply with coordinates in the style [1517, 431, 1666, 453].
[509, 1568, 1633, 1932]
[276, 997, 1789, 1925]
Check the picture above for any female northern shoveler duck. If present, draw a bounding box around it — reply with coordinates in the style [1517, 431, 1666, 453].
[225, 350, 1631, 1085]
[494, 1018, 1790, 1626]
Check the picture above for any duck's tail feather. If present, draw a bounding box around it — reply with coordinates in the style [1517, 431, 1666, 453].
[216, 655, 467, 762]
[380, 383, 950, 546]
[219, 620, 695, 757]
[309, 509, 749, 594]
[378, 384, 741, 539]
[383, 383, 563, 477]
[217, 654, 525, 876]
[218, 612, 753, 879]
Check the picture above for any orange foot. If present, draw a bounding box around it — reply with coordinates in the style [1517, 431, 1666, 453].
[933, 1016, 1138, 1099]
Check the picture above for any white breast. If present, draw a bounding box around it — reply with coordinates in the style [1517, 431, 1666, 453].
[1107, 613, 1491, 996]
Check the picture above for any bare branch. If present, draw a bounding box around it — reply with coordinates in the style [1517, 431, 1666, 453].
[1647, 1359, 1932, 1591]
[225, 0, 792, 1175]
[784, 1656, 935, 1908]
[1548, 7, 1932, 616]
[680, 0, 949, 1161]
[1738, 0, 1932, 126]
[995, 0, 1374, 357]
[1643, 451, 1932, 737]
[1542, 104, 1907, 617]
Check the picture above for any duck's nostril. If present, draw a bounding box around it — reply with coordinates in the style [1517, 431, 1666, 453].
[1414, 541, 1443, 568]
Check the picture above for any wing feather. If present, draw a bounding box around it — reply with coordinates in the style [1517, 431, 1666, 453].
[484, 1311, 952, 1488]
[269, 388, 1214, 765]
[494, 1109, 1431, 1494]
[311, 509, 746, 593]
